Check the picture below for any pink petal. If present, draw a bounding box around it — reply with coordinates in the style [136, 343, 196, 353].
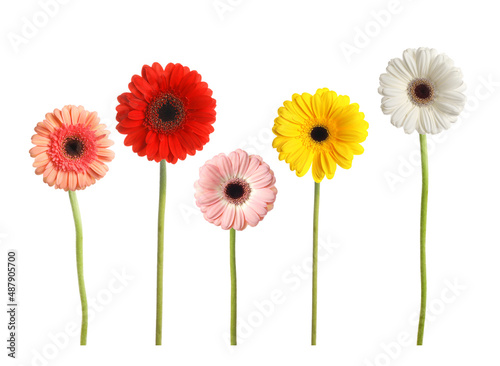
[251, 188, 276, 204]
[205, 201, 227, 220]
[228, 149, 249, 178]
[247, 165, 273, 187]
[216, 154, 234, 180]
[244, 155, 262, 177]
[197, 190, 221, 206]
[220, 204, 236, 230]
[233, 206, 245, 231]
[241, 205, 261, 227]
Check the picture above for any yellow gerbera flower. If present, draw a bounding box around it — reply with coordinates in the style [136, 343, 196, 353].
[272, 88, 368, 183]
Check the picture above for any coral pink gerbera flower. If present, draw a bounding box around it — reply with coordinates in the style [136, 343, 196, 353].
[194, 149, 277, 231]
[30, 105, 114, 191]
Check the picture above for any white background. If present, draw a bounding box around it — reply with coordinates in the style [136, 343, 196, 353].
[1, 0, 499, 365]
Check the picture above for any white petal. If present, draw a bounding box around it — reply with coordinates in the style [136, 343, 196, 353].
[434, 99, 462, 116]
[416, 48, 431, 77]
[387, 58, 413, 82]
[391, 102, 412, 128]
[418, 108, 434, 134]
[402, 105, 419, 134]
[428, 55, 450, 82]
[436, 90, 466, 106]
[429, 106, 451, 131]
[379, 72, 408, 89]
[435, 69, 465, 91]
[402, 48, 418, 78]
[380, 87, 406, 98]
[382, 95, 409, 114]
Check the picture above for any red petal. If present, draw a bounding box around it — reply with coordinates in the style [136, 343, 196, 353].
[169, 64, 186, 90]
[117, 93, 132, 104]
[158, 135, 170, 160]
[176, 131, 196, 156]
[182, 126, 203, 149]
[178, 71, 201, 96]
[128, 110, 145, 120]
[127, 97, 148, 110]
[128, 82, 144, 100]
[152, 62, 168, 91]
[124, 128, 147, 146]
[145, 130, 158, 144]
[146, 137, 159, 158]
[191, 114, 216, 124]
[168, 134, 186, 161]
[116, 110, 129, 122]
[116, 104, 130, 113]
[142, 65, 159, 90]
[119, 118, 143, 127]
[188, 95, 215, 109]
[185, 82, 209, 98]
[163, 63, 175, 88]
[188, 121, 214, 135]
[132, 75, 154, 101]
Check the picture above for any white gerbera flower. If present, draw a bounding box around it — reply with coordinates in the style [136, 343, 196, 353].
[378, 47, 466, 134]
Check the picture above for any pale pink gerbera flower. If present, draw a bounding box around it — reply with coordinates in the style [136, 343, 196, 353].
[30, 105, 115, 191]
[194, 149, 277, 231]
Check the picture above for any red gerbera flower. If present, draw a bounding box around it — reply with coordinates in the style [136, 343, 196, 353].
[116, 62, 216, 163]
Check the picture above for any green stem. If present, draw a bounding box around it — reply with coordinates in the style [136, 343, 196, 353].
[311, 182, 320, 346]
[68, 190, 87, 346]
[417, 134, 428, 346]
[156, 159, 167, 345]
[230, 228, 237, 346]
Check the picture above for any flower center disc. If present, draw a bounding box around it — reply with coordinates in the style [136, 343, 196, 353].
[226, 183, 244, 199]
[64, 137, 84, 158]
[310, 126, 329, 142]
[408, 79, 435, 106]
[223, 178, 251, 205]
[146, 93, 186, 133]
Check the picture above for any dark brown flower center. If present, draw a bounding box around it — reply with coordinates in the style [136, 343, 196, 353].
[414, 84, 431, 99]
[223, 178, 251, 205]
[158, 103, 179, 124]
[225, 183, 244, 199]
[310, 126, 329, 142]
[64, 137, 84, 158]
[408, 78, 435, 106]
[146, 93, 186, 133]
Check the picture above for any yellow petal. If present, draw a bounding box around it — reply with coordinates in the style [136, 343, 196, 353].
[346, 143, 365, 155]
[295, 150, 314, 177]
[273, 122, 300, 137]
[321, 152, 337, 179]
[279, 138, 302, 153]
[331, 143, 353, 169]
[312, 93, 326, 119]
[272, 136, 289, 150]
[293, 93, 314, 119]
[278, 106, 304, 125]
[312, 153, 325, 183]
[335, 128, 368, 142]
[284, 100, 310, 120]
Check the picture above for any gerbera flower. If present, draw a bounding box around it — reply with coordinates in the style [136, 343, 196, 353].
[272, 89, 368, 345]
[194, 149, 277, 231]
[116, 62, 216, 163]
[116, 62, 216, 345]
[30, 105, 114, 346]
[194, 149, 277, 345]
[30, 105, 114, 191]
[378, 47, 466, 134]
[378, 48, 466, 346]
[272, 88, 368, 183]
